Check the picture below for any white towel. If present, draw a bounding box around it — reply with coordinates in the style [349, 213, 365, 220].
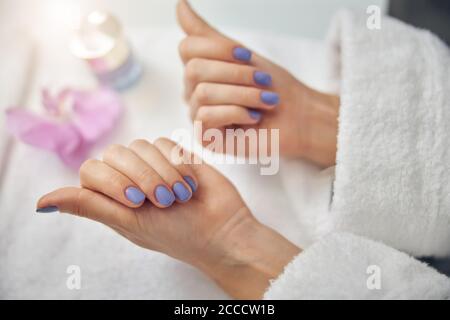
[0, 33, 34, 182]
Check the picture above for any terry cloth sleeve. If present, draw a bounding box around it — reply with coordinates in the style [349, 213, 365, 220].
[320, 11, 450, 258]
[264, 232, 450, 299]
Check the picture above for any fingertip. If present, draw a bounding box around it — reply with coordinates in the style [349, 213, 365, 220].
[35, 187, 77, 213]
[260, 91, 280, 106]
[36, 194, 49, 210]
[176, 0, 216, 37]
[36, 206, 59, 214]
[172, 181, 193, 202]
[177, 0, 190, 12]
[153, 185, 176, 208]
[253, 71, 272, 87]
[36, 189, 60, 210]
[233, 47, 252, 63]
[248, 109, 263, 122]
[183, 176, 198, 193]
[176, 0, 186, 22]
[177, 0, 194, 34]
[124, 186, 146, 207]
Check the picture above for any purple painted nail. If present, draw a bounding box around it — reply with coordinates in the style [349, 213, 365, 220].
[248, 109, 262, 121]
[254, 71, 272, 86]
[233, 47, 252, 62]
[125, 186, 146, 204]
[260, 91, 279, 106]
[155, 185, 176, 206]
[183, 176, 197, 192]
[173, 182, 192, 202]
[36, 206, 59, 213]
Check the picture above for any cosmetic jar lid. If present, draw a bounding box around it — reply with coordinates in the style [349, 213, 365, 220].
[70, 11, 123, 60]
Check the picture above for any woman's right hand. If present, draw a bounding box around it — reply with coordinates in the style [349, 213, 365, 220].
[177, 0, 340, 167]
[37, 138, 300, 299]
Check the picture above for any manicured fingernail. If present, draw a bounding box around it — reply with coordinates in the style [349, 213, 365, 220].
[36, 206, 59, 213]
[183, 176, 197, 192]
[260, 91, 279, 106]
[233, 47, 252, 62]
[254, 71, 272, 86]
[155, 185, 176, 207]
[125, 186, 146, 205]
[248, 109, 262, 121]
[173, 182, 192, 202]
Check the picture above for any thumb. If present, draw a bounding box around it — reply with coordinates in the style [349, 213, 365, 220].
[176, 0, 219, 37]
[36, 187, 138, 229]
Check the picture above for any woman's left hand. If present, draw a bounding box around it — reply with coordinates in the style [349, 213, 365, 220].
[37, 138, 300, 299]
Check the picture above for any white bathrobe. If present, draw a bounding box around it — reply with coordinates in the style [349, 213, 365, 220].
[266, 11, 450, 299]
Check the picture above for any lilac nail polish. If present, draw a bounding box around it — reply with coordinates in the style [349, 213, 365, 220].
[260, 91, 280, 106]
[155, 185, 176, 207]
[125, 186, 146, 204]
[233, 47, 252, 62]
[173, 182, 192, 202]
[248, 109, 262, 121]
[254, 71, 272, 86]
[183, 176, 197, 193]
[36, 206, 59, 213]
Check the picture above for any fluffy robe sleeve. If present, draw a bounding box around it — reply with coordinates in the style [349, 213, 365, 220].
[265, 11, 450, 299]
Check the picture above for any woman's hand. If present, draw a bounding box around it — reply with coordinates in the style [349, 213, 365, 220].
[37, 138, 300, 299]
[177, 0, 339, 167]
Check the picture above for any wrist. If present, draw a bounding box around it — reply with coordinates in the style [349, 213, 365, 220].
[298, 85, 340, 167]
[197, 211, 301, 299]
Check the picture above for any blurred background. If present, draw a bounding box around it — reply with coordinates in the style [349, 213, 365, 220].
[0, 0, 387, 40]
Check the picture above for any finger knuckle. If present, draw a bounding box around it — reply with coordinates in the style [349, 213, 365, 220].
[194, 83, 210, 104]
[196, 106, 213, 127]
[136, 168, 158, 193]
[231, 66, 249, 82]
[79, 159, 98, 180]
[185, 58, 203, 82]
[155, 138, 183, 165]
[178, 37, 190, 57]
[102, 144, 125, 162]
[240, 87, 256, 103]
[75, 188, 95, 218]
[109, 171, 126, 191]
[129, 139, 150, 150]
[153, 137, 170, 147]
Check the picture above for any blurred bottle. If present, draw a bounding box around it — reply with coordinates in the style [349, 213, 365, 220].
[70, 11, 142, 90]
